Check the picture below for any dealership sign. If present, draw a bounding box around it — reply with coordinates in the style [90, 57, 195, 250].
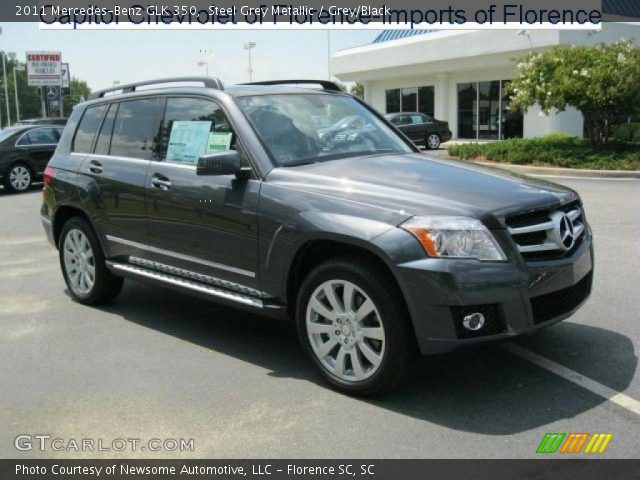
[26, 51, 62, 86]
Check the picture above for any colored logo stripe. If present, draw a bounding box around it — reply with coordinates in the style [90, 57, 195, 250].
[584, 433, 613, 453]
[536, 433, 565, 453]
[560, 433, 589, 453]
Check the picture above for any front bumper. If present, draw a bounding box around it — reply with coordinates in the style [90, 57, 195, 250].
[394, 230, 594, 355]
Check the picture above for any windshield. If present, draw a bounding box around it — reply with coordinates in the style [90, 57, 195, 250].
[0, 128, 20, 144]
[237, 94, 412, 166]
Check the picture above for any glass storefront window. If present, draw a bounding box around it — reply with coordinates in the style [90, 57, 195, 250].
[386, 89, 400, 113]
[418, 86, 435, 117]
[386, 86, 434, 116]
[457, 80, 523, 140]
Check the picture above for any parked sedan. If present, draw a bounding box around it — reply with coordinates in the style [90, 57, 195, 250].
[385, 112, 452, 149]
[0, 125, 64, 193]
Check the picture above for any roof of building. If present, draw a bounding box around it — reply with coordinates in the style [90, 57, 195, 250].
[372, 30, 436, 44]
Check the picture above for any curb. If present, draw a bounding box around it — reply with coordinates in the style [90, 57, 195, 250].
[469, 160, 640, 179]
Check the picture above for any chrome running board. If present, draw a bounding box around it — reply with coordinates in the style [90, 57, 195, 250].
[106, 261, 264, 309]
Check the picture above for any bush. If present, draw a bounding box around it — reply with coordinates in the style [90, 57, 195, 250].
[610, 123, 640, 143]
[446, 136, 640, 170]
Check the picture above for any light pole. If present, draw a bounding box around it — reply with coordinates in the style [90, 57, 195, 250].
[197, 61, 209, 77]
[0, 51, 10, 126]
[8, 52, 21, 122]
[243, 42, 256, 82]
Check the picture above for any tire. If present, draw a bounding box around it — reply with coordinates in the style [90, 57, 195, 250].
[296, 257, 417, 396]
[58, 216, 124, 305]
[4, 163, 33, 193]
[425, 133, 441, 150]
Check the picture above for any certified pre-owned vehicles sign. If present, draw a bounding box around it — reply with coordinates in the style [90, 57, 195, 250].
[26, 51, 62, 87]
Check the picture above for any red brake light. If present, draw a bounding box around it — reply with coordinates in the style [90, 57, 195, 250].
[44, 166, 55, 186]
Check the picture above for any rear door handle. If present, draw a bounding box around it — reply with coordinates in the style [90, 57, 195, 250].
[151, 174, 171, 191]
[88, 160, 103, 174]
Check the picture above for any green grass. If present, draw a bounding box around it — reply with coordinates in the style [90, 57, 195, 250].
[447, 134, 640, 170]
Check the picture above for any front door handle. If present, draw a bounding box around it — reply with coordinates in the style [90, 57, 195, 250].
[151, 174, 171, 191]
[89, 160, 103, 174]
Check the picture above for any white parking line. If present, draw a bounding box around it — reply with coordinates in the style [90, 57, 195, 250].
[502, 343, 640, 417]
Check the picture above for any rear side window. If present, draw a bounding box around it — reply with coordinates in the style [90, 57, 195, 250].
[94, 103, 117, 155]
[27, 128, 59, 145]
[160, 97, 234, 165]
[110, 98, 162, 160]
[73, 105, 107, 153]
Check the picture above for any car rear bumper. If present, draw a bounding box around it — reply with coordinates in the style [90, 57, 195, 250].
[394, 232, 594, 355]
[441, 130, 452, 142]
[40, 204, 55, 246]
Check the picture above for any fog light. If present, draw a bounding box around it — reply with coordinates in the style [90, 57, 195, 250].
[462, 313, 485, 331]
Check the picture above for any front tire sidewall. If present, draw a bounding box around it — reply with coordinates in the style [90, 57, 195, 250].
[296, 261, 410, 396]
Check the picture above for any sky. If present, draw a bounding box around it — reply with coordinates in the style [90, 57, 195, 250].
[0, 23, 380, 91]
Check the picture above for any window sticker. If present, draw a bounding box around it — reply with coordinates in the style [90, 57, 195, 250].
[166, 121, 212, 164]
[206, 132, 233, 152]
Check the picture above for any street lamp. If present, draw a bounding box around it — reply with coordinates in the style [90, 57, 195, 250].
[8, 52, 21, 122]
[0, 51, 10, 126]
[243, 42, 256, 82]
[197, 61, 209, 77]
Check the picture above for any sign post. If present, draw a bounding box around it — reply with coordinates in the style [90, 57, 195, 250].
[26, 51, 62, 119]
[60, 63, 70, 117]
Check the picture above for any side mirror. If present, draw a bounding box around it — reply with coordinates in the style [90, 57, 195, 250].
[197, 150, 241, 176]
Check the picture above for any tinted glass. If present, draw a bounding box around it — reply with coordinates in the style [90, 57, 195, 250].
[418, 86, 435, 117]
[73, 105, 107, 153]
[94, 103, 117, 155]
[238, 94, 411, 166]
[410, 114, 426, 125]
[110, 98, 161, 160]
[160, 97, 233, 164]
[385, 89, 400, 113]
[501, 80, 523, 139]
[458, 82, 477, 139]
[27, 128, 58, 145]
[478, 81, 500, 140]
[401, 88, 417, 112]
[16, 134, 31, 145]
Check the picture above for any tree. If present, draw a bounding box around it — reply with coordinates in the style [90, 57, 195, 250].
[350, 83, 364, 100]
[63, 78, 91, 114]
[507, 39, 640, 147]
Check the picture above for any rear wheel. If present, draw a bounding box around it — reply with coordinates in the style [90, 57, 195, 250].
[59, 217, 123, 305]
[5, 163, 32, 193]
[426, 133, 441, 149]
[296, 257, 417, 396]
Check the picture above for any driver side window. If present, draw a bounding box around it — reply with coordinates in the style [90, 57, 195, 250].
[159, 97, 236, 165]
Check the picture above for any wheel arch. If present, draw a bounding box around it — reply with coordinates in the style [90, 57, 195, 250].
[52, 204, 97, 250]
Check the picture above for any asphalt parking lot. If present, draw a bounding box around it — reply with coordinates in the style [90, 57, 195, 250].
[1, 174, 639, 459]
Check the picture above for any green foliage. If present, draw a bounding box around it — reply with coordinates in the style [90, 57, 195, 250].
[350, 83, 364, 100]
[447, 136, 640, 170]
[508, 39, 640, 147]
[610, 123, 640, 143]
[63, 78, 91, 113]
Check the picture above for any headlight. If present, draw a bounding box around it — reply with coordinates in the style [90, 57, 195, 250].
[400, 216, 506, 261]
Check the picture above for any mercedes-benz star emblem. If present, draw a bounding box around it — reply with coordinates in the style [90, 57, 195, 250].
[556, 214, 576, 250]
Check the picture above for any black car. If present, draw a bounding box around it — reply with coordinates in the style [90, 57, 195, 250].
[385, 112, 452, 149]
[16, 117, 69, 126]
[41, 78, 593, 396]
[0, 125, 64, 192]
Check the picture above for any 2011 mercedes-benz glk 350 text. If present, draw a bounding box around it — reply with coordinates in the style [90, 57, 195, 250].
[41, 78, 594, 396]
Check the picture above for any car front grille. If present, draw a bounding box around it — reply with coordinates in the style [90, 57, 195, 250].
[451, 304, 504, 339]
[505, 200, 586, 261]
[530, 272, 593, 325]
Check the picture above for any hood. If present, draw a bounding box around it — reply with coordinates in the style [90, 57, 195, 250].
[266, 153, 578, 228]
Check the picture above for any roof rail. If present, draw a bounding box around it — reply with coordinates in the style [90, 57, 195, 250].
[88, 77, 224, 100]
[241, 80, 343, 92]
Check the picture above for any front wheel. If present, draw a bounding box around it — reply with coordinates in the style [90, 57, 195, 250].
[59, 217, 124, 305]
[425, 133, 441, 150]
[5, 163, 33, 193]
[296, 257, 417, 396]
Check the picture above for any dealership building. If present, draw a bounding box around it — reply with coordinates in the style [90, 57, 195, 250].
[333, 22, 640, 140]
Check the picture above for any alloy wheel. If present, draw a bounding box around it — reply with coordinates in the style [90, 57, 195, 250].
[9, 165, 31, 191]
[427, 134, 441, 149]
[63, 229, 96, 296]
[306, 279, 385, 382]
